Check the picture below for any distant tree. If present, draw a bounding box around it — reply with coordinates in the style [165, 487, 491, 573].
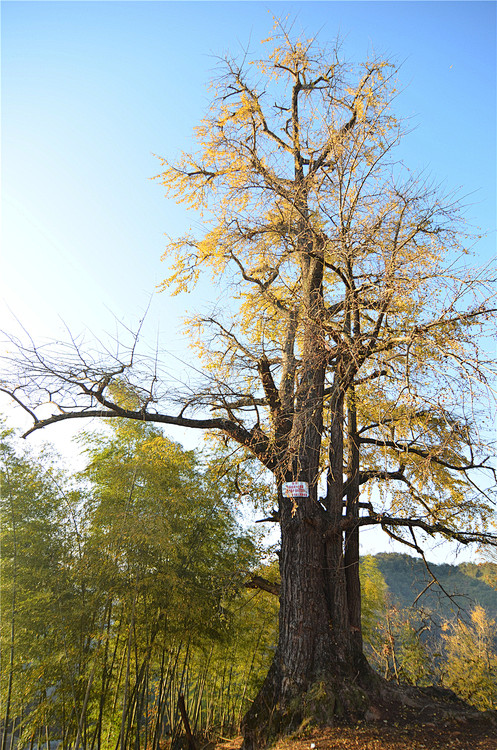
[0, 428, 70, 750]
[394, 611, 434, 687]
[359, 556, 388, 647]
[2, 22, 496, 746]
[442, 606, 497, 710]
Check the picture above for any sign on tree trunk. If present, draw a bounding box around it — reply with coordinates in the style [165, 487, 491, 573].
[282, 482, 309, 498]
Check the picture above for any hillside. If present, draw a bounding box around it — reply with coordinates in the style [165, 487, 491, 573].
[372, 553, 497, 622]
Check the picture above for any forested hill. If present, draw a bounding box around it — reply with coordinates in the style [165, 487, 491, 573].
[371, 553, 497, 622]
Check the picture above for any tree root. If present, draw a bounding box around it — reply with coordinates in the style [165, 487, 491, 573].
[241, 670, 497, 750]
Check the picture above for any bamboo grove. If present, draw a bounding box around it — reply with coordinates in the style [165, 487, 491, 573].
[2, 423, 497, 750]
[0, 420, 279, 750]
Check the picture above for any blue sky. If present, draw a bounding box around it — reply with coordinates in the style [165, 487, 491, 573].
[3, 1, 495, 338]
[2, 1, 496, 558]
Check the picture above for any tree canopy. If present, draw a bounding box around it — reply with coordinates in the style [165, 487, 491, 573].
[4, 28, 495, 547]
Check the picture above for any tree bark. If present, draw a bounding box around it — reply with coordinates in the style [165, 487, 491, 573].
[2, 471, 17, 750]
[344, 385, 364, 662]
[243, 349, 373, 747]
[242, 483, 374, 748]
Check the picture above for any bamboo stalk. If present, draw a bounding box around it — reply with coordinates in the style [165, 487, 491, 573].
[2, 469, 17, 750]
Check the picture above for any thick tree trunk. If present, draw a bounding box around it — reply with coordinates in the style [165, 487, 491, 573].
[242, 250, 376, 748]
[242, 488, 374, 748]
[242, 396, 375, 748]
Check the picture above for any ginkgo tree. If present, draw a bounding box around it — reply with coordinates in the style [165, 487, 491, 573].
[2, 25, 496, 747]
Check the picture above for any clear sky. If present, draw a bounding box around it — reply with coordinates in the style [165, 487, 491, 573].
[2, 1, 496, 559]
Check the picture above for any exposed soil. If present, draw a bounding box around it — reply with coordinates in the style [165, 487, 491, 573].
[214, 720, 496, 750]
[212, 702, 497, 750]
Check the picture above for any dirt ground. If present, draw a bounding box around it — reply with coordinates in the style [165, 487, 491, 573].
[215, 721, 497, 750]
[213, 710, 497, 750]
[209, 682, 497, 750]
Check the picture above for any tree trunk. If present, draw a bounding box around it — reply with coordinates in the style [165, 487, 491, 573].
[344, 385, 364, 661]
[243, 386, 375, 748]
[242, 486, 374, 748]
[2, 471, 17, 750]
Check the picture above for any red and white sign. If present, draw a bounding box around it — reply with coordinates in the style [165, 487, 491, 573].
[282, 482, 309, 498]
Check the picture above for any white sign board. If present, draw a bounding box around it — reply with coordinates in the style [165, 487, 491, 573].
[282, 482, 309, 498]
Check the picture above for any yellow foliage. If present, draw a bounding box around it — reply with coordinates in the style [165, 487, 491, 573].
[151, 29, 493, 532]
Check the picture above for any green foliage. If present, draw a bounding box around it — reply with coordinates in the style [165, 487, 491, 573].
[79, 420, 257, 643]
[460, 562, 497, 597]
[360, 556, 434, 686]
[1, 431, 68, 710]
[4, 412, 496, 749]
[374, 553, 497, 622]
[0, 420, 276, 748]
[359, 556, 388, 644]
[442, 606, 497, 710]
[360, 552, 497, 704]
[396, 614, 434, 687]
